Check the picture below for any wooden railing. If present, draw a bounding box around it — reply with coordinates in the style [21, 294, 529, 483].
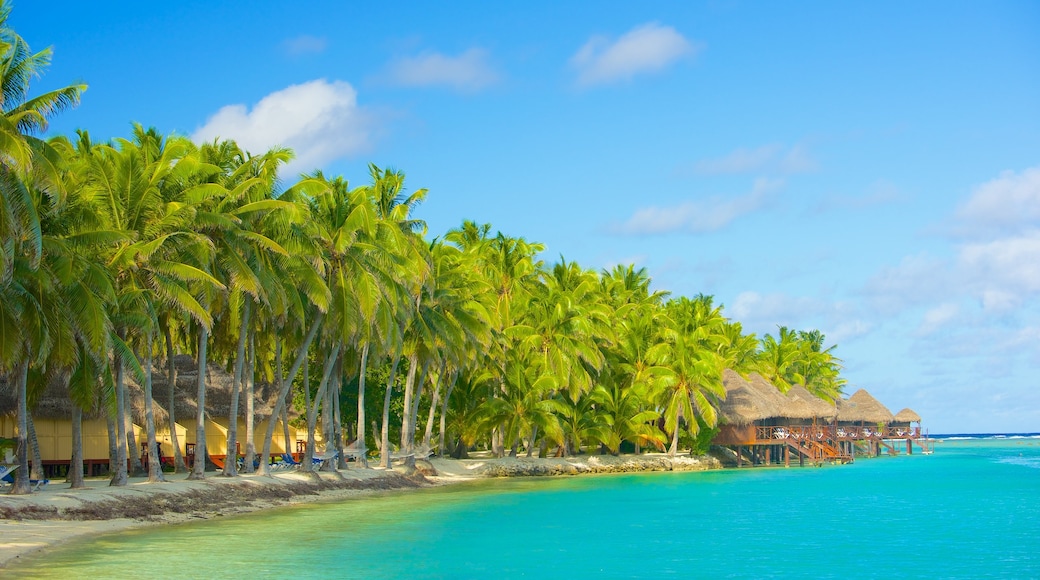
[755, 425, 922, 442]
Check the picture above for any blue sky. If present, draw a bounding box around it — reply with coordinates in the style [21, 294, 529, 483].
[17, 1, 1040, 433]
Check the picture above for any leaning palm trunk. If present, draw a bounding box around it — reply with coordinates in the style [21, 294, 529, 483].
[142, 331, 165, 483]
[257, 315, 322, 476]
[422, 368, 444, 455]
[379, 352, 402, 469]
[307, 345, 341, 473]
[164, 323, 186, 473]
[223, 301, 251, 477]
[189, 325, 210, 480]
[398, 353, 420, 469]
[69, 405, 86, 488]
[9, 361, 32, 495]
[355, 343, 370, 467]
[668, 411, 682, 457]
[110, 353, 129, 487]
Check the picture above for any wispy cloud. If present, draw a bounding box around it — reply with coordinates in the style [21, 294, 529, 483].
[571, 22, 698, 87]
[192, 79, 372, 177]
[812, 180, 903, 214]
[728, 291, 872, 344]
[952, 166, 1040, 238]
[691, 143, 816, 175]
[612, 178, 782, 235]
[382, 48, 499, 92]
[282, 34, 327, 57]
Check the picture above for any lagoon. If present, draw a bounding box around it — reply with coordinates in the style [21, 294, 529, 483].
[10, 437, 1040, 578]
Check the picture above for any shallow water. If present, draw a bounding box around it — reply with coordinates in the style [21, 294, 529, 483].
[10, 438, 1040, 578]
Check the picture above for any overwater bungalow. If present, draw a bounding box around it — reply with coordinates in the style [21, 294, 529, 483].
[713, 373, 930, 467]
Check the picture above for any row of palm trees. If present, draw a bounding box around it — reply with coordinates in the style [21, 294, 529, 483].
[0, 4, 847, 495]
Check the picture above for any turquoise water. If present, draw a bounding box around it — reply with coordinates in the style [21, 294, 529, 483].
[9, 438, 1040, 578]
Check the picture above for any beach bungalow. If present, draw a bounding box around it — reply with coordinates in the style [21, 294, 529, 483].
[0, 355, 307, 477]
[835, 389, 896, 457]
[891, 408, 927, 454]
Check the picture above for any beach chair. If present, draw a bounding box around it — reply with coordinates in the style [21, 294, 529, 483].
[0, 464, 16, 486]
[272, 453, 301, 470]
[31, 478, 48, 491]
[774, 427, 789, 440]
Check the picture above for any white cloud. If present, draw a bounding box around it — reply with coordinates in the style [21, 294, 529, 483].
[958, 231, 1040, 310]
[954, 166, 1040, 236]
[691, 143, 817, 176]
[283, 35, 327, 57]
[383, 48, 499, 91]
[863, 253, 953, 315]
[613, 178, 782, 235]
[728, 291, 871, 345]
[571, 22, 698, 87]
[916, 303, 960, 336]
[192, 79, 372, 177]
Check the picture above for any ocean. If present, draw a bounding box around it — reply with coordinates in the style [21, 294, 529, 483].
[8, 436, 1040, 578]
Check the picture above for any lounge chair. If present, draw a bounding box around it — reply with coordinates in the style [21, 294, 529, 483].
[0, 464, 16, 486]
[31, 478, 48, 491]
[271, 453, 301, 470]
[774, 427, 789, 440]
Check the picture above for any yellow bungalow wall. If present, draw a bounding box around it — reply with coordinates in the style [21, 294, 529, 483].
[1, 414, 311, 463]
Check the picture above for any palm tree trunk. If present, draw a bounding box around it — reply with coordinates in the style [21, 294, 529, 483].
[28, 414, 42, 481]
[307, 345, 341, 473]
[243, 330, 256, 473]
[163, 322, 186, 473]
[526, 426, 538, 458]
[379, 351, 402, 469]
[281, 406, 292, 463]
[105, 414, 117, 478]
[189, 324, 209, 480]
[9, 361, 31, 494]
[303, 353, 318, 472]
[69, 404, 86, 488]
[438, 372, 457, 459]
[258, 314, 323, 475]
[332, 355, 345, 470]
[223, 301, 250, 477]
[122, 380, 144, 477]
[399, 353, 420, 468]
[110, 348, 129, 486]
[422, 367, 443, 455]
[143, 330, 165, 483]
[356, 343, 369, 467]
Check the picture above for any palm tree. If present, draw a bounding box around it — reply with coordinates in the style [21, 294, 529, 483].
[0, 4, 86, 494]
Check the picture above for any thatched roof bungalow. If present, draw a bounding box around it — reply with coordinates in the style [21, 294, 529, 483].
[836, 389, 895, 424]
[713, 370, 787, 446]
[780, 385, 837, 422]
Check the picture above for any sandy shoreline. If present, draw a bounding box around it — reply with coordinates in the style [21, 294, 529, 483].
[0, 453, 719, 568]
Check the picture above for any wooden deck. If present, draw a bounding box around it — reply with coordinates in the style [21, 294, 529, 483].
[720, 424, 933, 468]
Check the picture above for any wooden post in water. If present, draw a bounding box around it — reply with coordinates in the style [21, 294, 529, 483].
[784, 444, 790, 467]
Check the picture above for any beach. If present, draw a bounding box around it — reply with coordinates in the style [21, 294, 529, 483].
[0, 453, 720, 568]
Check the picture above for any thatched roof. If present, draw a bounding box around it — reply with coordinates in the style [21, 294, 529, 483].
[718, 369, 784, 425]
[893, 408, 921, 423]
[0, 355, 286, 425]
[780, 385, 837, 420]
[836, 389, 895, 423]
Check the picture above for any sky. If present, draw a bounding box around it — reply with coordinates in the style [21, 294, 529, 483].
[15, 1, 1040, 433]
